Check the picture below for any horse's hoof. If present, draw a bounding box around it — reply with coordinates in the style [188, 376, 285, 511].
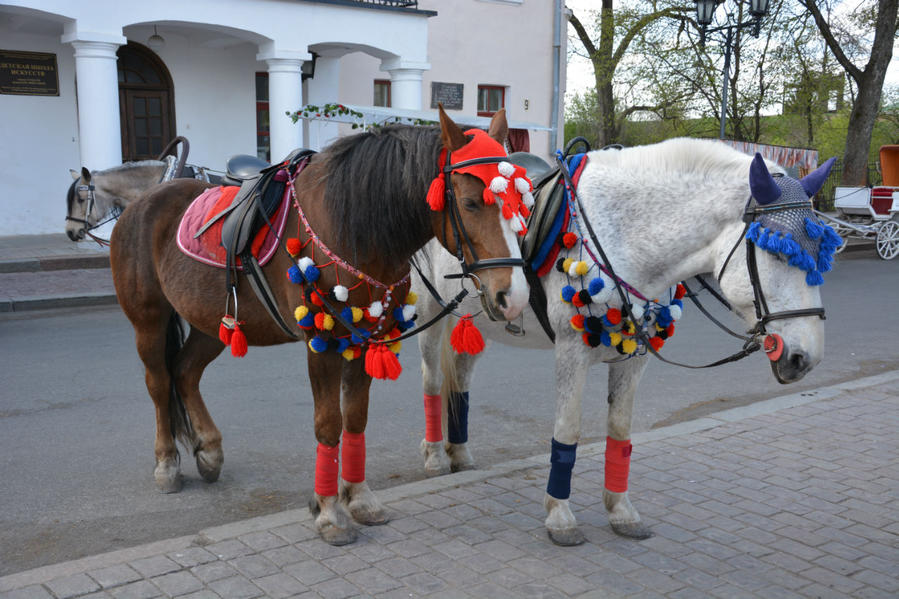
[196, 447, 223, 483]
[154, 461, 182, 493]
[349, 504, 389, 526]
[450, 461, 477, 473]
[611, 521, 653, 539]
[319, 523, 358, 546]
[547, 527, 586, 546]
[446, 442, 476, 472]
[420, 439, 451, 477]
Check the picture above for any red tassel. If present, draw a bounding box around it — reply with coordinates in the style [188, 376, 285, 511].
[450, 314, 484, 355]
[675, 283, 686, 299]
[426, 174, 446, 211]
[364, 345, 385, 379]
[219, 322, 233, 345]
[230, 324, 248, 357]
[364, 344, 402, 380]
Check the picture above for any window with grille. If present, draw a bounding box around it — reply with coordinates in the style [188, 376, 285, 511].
[477, 85, 505, 116]
[374, 79, 391, 107]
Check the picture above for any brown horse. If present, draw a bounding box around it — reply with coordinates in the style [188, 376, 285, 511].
[110, 108, 529, 545]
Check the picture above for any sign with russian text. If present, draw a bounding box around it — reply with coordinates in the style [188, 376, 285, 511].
[430, 82, 463, 110]
[0, 50, 59, 96]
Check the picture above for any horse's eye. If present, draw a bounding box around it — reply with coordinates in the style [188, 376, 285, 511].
[462, 198, 480, 212]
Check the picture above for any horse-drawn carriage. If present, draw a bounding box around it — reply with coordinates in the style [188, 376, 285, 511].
[815, 145, 899, 260]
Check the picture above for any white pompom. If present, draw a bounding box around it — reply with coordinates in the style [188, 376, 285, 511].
[669, 304, 683, 321]
[629, 303, 645, 321]
[332, 285, 348, 302]
[593, 284, 613, 305]
[522, 190, 535, 208]
[402, 304, 416, 321]
[567, 262, 579, 277]
[497, 161, 515, 177]
[298, 257, 314, 271]
[368, 301, 383, 318]
[490, 176, 508, 193]
[510, 216, 523, 232]
[514, 177, 530, 194]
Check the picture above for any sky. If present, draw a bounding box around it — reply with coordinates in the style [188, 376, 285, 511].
[563, 0, 898, 103]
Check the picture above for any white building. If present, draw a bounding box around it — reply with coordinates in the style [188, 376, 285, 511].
[0, 0, 566, 236]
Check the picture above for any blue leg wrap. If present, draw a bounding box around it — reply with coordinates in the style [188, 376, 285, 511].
[547, 438, 577, 499]
[447, 391, 469, 444]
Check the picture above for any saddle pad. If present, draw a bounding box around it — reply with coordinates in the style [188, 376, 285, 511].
[177, 185, 288, 269]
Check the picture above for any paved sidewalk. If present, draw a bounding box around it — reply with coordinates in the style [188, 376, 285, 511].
[1, 371, 896, 599]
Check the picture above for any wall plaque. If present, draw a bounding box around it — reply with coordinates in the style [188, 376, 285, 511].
[0, 50, 59, 96]
[430, 82, 463, 110]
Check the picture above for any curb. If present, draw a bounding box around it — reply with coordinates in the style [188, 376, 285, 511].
[0, 292, 119, 313]
[2, 368, 896, 591]
[0, 254, 110, 274]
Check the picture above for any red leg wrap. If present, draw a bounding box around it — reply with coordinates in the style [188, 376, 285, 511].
[604, 436, 632, 493]
[424, 393, 442, 443]
[341, 431, 366, 484]
[314, 442, 339, 497]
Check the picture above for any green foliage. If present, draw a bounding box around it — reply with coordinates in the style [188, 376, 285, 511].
[288, 103, 436, 131]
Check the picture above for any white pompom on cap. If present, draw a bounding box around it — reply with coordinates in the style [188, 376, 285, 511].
[514, 177, 531, 194]
[497, 161, 515, 177]
[490, 176, 508, 193]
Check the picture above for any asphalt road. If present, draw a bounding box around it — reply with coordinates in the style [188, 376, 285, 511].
[1, 248, 897, 575]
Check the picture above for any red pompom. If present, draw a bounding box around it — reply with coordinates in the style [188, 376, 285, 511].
[450, 314, 485, 355]
[571, 314, 585, 330]
[674, 283, 686, 300]
[666, 323, 675, 337]
[362, 308, 378, 323]
[286, 238, 302, 257]
[571, 293, 585, 308]
[606, 308, 622, 325]
[562, 232, 578, 249]
[230, 324, 248, 357]
[649, 336, 664, 351]
[310, 292, 324, 307]
[426, 174, 446, 211]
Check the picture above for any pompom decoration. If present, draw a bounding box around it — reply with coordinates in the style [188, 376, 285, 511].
[332, 285, 348, 302]
[294, 306, 309, 322]
[674, 283, 686, 300]
[575, 261, 589, 276]
[286, 238, 302, 257]
[450, 314, 485, 355]
[562, 258, 574, 273]
[571, 314, 585, 331]
[588, 277, 604, 295]
[314, 312, 334, 331]
[514, 177, 530, 194]
[405, 291, 418, 305]
[522, 190, 535, 208]
[368, 301, 383, 318]
[219, 316, 234, 345]
[605, 308, 622, 326]
[309, 336, 328, 353]
[230, 324, 248, 357]
[297, 257, 320, 282]
[426, 173, 446, 211]
[629, 303, 645, 321]
[402, 304, 416, 321]
[498, 161, 515, 177]
[364, 343, 402, 380]
[351, 307, 364, 323]
[621, 339, 638, 354]
[490, 176, 508, 194]
[668, 304, 683, 321]
[562, 232, 579, 249]
[560, 285, 576, 303]
[649, 337, 665, 351]
[287, 265, 303, 284]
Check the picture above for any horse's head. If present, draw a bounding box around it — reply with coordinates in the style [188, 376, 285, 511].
[65, 167, 98, 241]
[428, 106, 529, 321]
[718, 154, 838, 383]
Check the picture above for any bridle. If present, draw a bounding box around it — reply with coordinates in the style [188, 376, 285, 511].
[65, 180, 120, 246]
[716, 198, 826, 341]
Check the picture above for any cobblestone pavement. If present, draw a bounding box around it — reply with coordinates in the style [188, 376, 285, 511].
[1, 371, 896, 599]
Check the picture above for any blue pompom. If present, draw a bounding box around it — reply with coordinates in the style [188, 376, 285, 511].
[806, 270, 824, 286]
[561, 285, 576, 302]
[600, 330, 611, 346]
[671, 298, 683, 309]
[298, 313, 315, 328]
[393, 306, 405, 323]
[309, 336, 328, 353]
[657, 307, 673, 327]
[781, 234, 800, 257]
[287, 265, 303, 284]
[304, 264, 321, 282]
[817, 251, 834, 273]
[745, 222, 761, 242]
[588, 277, 605, 295]
[336, 338, 349, 353]
[340, 307, 353, 322]
[805, 217, 824, 240]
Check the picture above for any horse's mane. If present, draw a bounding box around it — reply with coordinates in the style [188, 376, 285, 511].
[320, 125, 442, 264]
[590, 138, 783, 179]
[97, 160, 166, 175]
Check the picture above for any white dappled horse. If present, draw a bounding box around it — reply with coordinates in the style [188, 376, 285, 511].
[413, 138, 838, 545]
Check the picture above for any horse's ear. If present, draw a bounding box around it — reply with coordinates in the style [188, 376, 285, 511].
[69, 169, 81, 181]
[81, 167, 91, 182]
[487, 108, 508, 147]
[800, 157, 836, 198]
[749, 153, 781, 205]
[438, 104, 468, 152]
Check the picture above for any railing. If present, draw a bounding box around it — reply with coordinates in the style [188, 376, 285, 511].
[306, 0, 419, 8]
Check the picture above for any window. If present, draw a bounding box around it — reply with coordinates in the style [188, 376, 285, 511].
[255, 72, 270, 161]
[477, 85, 505, 116]
[374, 79, 391, 107]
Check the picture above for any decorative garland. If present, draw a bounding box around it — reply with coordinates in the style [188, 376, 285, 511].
[745, 217, 842, 286]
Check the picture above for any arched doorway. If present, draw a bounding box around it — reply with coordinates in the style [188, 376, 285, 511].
[117, 42, 175, 161]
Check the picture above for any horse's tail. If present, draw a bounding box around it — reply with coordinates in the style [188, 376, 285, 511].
[439, 315, 461, 436]
[164, 312, 199, 454]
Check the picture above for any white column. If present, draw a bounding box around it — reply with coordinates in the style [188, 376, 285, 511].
[305, 55, 341, 150]
[61, 33, 126, 169]
[259, 56, 305, 163]
[381, 58, 430, 111]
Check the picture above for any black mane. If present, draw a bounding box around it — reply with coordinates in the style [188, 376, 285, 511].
[65, 179, 77, 215]
[320, 125, 443, 265]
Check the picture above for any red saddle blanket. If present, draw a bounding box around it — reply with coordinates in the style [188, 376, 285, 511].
[176, 185, 289, 269]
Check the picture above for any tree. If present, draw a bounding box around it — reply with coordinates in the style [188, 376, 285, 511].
[568, 0, 693, 146]
[800, 0, 899, 185]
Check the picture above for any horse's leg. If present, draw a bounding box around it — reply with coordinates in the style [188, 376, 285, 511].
[418, 318, 451, 476]
[544, 335, 589, 546]
[307, 351, 356, 545]
[444, 350, 479, 472]
[604, 356, 653, 539]
[172, 328, 225, 482]
[339, 358, 389, 526]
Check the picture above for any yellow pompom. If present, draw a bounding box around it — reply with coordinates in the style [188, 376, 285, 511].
[655, 323, 664, 332]
[342, 348, 356, 361]
[351, 307, 363, 323]
[405, 291, 418, 305]
[575, 261, 589, 276]
[621, 339, 638, 354]
[562, 258, 574, 273]
[294, 306, 308, 321]
[609, 332, 622, 346]
[390, 341, 402, 354]
[322, 314, 334, 331]
[623, 320, 635, 335]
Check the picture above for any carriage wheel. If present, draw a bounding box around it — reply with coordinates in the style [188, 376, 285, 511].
[875, 218, 899, 260]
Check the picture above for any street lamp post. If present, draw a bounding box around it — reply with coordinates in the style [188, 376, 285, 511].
[694, 0, 770, 139]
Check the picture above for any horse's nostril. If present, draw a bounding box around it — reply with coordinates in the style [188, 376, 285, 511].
[496, 290, 508, 309]
[790, 351, 808, 372]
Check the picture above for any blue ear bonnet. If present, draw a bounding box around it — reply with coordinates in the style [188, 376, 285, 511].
[745, 157, 841, 286]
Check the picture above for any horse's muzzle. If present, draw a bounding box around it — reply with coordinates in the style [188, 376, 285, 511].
[770, 344, 813, 384]
[67, 228, 85, 242]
